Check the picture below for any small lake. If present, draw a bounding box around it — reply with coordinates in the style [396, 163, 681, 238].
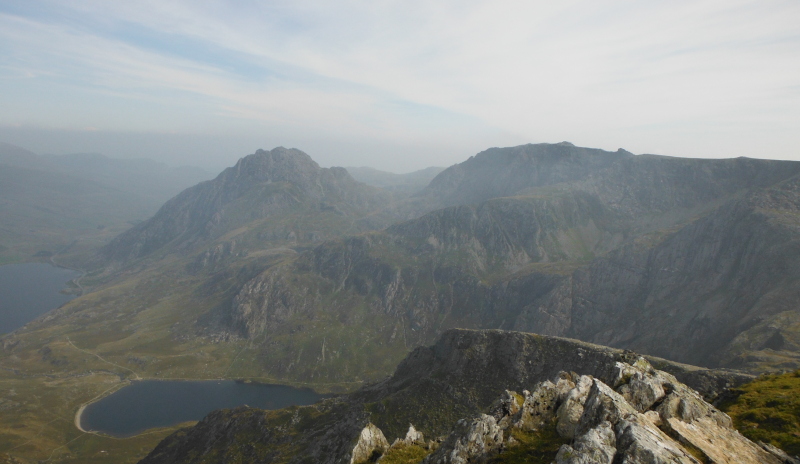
[80, 380, 323, 437]
[0, 262, 80, 335]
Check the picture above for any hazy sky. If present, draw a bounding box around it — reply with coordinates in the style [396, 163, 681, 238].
[1, 1, 798, 172]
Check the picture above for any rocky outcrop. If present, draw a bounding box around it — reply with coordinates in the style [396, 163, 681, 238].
[350, 423, 389, 464]
[423, 358, 787, 464]
[358, 329, 752, 438]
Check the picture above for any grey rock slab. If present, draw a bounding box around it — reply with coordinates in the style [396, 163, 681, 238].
[614, 416, 700, 464]
[665, 417, 782, 464]
[556, 374, 593, 438]
[555, 420, 616, 464]
[576, 379, 638, 435]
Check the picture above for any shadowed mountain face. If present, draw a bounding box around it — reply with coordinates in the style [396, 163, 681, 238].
[102, 147, 392, 262]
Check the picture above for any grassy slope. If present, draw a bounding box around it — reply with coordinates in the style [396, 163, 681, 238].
[0, 200, 393, 463]
[720, 369, 800, 456]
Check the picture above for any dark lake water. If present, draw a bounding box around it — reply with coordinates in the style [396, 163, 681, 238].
[80, 380, 323, 437]
[0, 262, 80, 334]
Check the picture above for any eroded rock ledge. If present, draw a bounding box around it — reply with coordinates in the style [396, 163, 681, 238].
[412, 357, 795, 464]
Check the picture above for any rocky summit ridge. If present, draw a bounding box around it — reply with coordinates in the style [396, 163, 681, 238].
[138, 329, 794, 464]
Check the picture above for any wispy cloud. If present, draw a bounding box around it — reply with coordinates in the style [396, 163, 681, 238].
[0, 0, 798, 169]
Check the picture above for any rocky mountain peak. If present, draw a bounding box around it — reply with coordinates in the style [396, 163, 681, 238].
[101, 147, 389, 263]
[222, 147, 321, 188]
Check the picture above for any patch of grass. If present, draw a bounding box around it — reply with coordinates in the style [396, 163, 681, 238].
[719, 370, 800, 456]
[378, 443, 431, 464]
[488, 424, 565, 464]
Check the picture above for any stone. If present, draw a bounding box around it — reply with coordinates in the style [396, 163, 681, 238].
[576, 379, 638, 435]
[403, 424, 425, 445]
[555, 375, 593, 438]
[351, 423, 390, 464]
[665, 417, 782, 464]
[422, 415, 504, 464]
[655, 385, 732, 428]
[514, 380, 561, 431]
[615, 361, 670, 414]
[614, 416, 699, 464]
[555, 421, 616, 464]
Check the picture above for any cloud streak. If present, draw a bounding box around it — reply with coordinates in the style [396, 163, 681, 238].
[0, 0, 798, 169]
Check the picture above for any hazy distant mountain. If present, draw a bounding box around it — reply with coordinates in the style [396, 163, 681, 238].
[0, 142, 211, 263]
[417, 142, 633, 208]
[41, 152, 211, 205]
[0, 142, 212, 205]
[0, 142, 43, 170]
[0, 164, 156, 257]
[345, 165, 444, 196]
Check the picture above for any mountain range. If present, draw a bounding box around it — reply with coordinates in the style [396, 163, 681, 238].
[2, 141, 800, 463]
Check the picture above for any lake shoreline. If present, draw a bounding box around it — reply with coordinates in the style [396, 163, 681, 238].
[75, 378, 324, 437]
[74, 403, 88, 433]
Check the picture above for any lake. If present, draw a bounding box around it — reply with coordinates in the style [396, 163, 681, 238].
[79, 380, 323, 437]
[0, 262, 80, 334]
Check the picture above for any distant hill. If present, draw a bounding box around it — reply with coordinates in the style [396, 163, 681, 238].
[41, 152, 211, 205]
[0, 142, 211, 264]
[225, 144, 800, 377]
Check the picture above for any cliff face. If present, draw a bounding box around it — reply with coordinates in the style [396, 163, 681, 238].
[516, 177, 800, 368]
[138, 330, 766, 464]
[103, 147, 391, 262]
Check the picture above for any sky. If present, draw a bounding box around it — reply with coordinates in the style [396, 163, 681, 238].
[0, 1, 798, 172]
